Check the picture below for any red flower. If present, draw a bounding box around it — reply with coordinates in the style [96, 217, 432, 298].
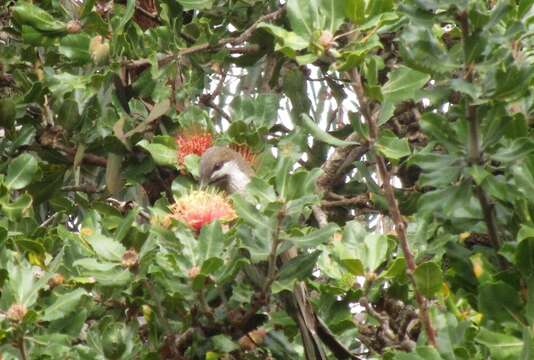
[176, 127, 213, 167]
[169, 190, 236, 231]
[229, 144, 257, 167]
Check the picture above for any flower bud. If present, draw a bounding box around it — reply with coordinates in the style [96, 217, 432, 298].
[187, 266, 201, 279]
[238, 328, 267, 351]
[89, 35, 110, 65]
[48, 273, 65, 288]
[66, 20, 81, 34]
[121, 249, 139, 269]
[318, 30, 335, 49]
[6, 304, 27, 322]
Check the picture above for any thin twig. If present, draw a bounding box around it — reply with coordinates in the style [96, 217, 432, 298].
[39, 213, 59, 228]
[348, 68, 437, 347]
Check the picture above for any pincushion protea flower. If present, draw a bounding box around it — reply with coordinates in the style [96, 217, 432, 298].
[229, 143, 257, 167]
[176, 127, 213, 167]
[169, 190, 236, 231]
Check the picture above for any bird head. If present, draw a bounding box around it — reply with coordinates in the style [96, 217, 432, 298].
[199, 146, 254, 194]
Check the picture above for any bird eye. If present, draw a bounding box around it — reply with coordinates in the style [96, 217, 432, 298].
[213, 162, 223, 171]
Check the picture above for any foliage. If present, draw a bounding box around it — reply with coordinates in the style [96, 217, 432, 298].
[0, 0, 534, 359]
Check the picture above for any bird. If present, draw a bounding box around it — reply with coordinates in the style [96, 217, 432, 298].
[199, 146, 254, 194]
[199, 146, 328, 360]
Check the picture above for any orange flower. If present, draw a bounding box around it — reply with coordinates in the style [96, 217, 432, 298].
[229, 143, 257, 167]
[176, 127, 213, 167]
[169, 190, 236, 231]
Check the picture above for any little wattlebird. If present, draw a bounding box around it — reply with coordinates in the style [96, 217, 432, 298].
[200, 146, 328, 360]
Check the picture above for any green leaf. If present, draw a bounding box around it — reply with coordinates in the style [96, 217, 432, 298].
[275, 156, 293, 199]
[278, 250, 321, 281]
[527, 275, 534, 326]
[517, 236, 534, 277]
[382, 257, 407, 280]
[231, 194, 272, 231]
[339, 258, 364, 276]
[198, 221, 224, 263]
[42, 289, 88, 321]
[176, 0, 213, 10]
[231, 94, 280, 128]
[376, 130, 411, 160]
[2, 193, 33, 219]
[211, 334, 238, 353]
[413, 262, 443, 298]
[522, 327, 534, 360]
[381, 67, 430, 101]
[363, 233, 388, 271]
[300, 114, 358, 146]
[259, 23, 309, 53]
[84, 233, 126, 262]
[6, 153, 39, 190]
[288, 223, 339, 248]
[12, 2, 67, 33]
[184, 154, 200, 178]
[287, 0, 319, 39]
[492, 138, 534, 162]
[114, 208, 138, 242]
[116, 0, 136, 35]
[344, 0, 365, 24]
[137, 139, 177, 167]
[378, 66, 430, 124]
[73, 258, 119, 272]
[59, 34, 91, 64]
[476, 328, 523, 360]
[479, 281, 523, 323]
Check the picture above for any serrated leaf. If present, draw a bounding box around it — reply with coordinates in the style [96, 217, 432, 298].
[414, 261, 443, 297]
[376, 130, 411, 160]
[84, 233, 126, 262]
[42, 289, 87, 321]
[288, 223, 339, 248]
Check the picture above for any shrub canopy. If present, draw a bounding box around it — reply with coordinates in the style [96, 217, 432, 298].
[1, 0, 534, 359]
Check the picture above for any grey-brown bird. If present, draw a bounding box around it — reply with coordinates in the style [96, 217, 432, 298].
[199, 146, 254, 193]
[199, 146, 328, 360]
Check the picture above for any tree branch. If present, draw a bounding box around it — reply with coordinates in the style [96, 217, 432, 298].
[348, 68, 437, 347]
[125, 6, 285, 69]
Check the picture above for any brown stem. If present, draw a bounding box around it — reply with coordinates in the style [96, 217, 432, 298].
[321, 194, 370, 208]
[459, 12, 501, 250]
[18, 336, 27, 360]
[125, 6, 286, 69]
[348, 68, 437, 347]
